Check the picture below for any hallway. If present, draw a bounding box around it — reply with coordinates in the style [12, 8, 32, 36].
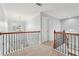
[6, 41, 64, 56]
[0, 3, 79, 56]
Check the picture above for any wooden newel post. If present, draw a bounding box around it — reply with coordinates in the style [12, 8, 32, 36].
[0, 32, 1, 35]
[53, 30, 56, 48]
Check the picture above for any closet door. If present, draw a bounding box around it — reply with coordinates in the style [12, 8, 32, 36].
[41, 15, 49, 43]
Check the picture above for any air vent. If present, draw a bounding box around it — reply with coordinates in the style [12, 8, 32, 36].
[36, 3, 42, 6]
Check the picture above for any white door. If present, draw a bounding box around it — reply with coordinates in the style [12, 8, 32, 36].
[41, 14, 49, 43]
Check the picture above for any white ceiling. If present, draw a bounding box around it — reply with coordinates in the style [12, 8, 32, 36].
[45, 3, 79, 19]
[1, 3, 79, 20]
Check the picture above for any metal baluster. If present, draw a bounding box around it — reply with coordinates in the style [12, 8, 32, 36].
[63, 33, 65, 54]
[18, 34, 19, 50]
[38, 32, 39, 44]
[56, 34, 59, 51]
[63, 32, 65, 54]
[57, 34, 59, 51]
[25, 33, 26, 48]
[3, 35, 4, 55]
[61, 34, 62, 53]
[14, 34, 16, 51]
[73, 35, 74, 56]
[10, 34, 12, 52]
[22, 33, 23, 49]
[67, 34, 69, 56]
[12, 34, 14, 52]
[22, 34, 25, 49]
[16, 34, 17, 50]
[21, 33, 23, 49]
[54, 31, 55, 49]
[23, 33, 24, 49]
[20, 33, 22, 49]
[21, 33, 22, 49]
[75, 35, 76, 56]
[26, 33, 27, 47]
[24, 33, 25, 48]
[59, 34, 60, 51]
[25, 33, 26, 47]
[18, 34, 21, 49]
[35, 33, 36, 44]
[64, 32, 65, 55]
[59, 34, 61, 52]
[71, 35, 72, 56]
[69, 34, 71, 55]
[67, 34, 68, 55]
[78, 35, 79, 56]
[61, 33, 63, 53]
[65, 34, 66, 55]
[22, 33, 24, 49]
[61, 33, 62, 52]
[8, 34, 10, 53]
[74, 35, 76, 56]
[55, 33, 56, 50]
[6, 34, 7, 54]
[56, 33, 57, 50]
[27, 33, 28, 47]
[54, 33, 55, 49]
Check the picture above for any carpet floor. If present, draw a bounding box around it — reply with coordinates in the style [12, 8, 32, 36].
[6, 41, 65, 56]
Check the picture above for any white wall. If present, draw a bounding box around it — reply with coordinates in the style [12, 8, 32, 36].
[61, 18, 79, 52]
[0, 21, 8, 55]
[49, 16, 61, 41]
[0, 21, 8, 32]
[61, 18, 79, 33]
[25, 13, 41, 44]
[0, 4, 8, 32]
[8, 19, 26, 32]
[25, 13, 40, 31]
[41, 12, 48, 42]
[41, 12, 61, 42]
[0, 4, 5, 22]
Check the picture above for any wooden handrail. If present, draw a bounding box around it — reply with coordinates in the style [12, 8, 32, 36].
[54, 32, 64, 34]
[66, 33, 79, 35]
[54, 30, 79, 56]
[0, 31, 40, 35]
[54, 32, 79, 35]
[1, 31, 40, 55]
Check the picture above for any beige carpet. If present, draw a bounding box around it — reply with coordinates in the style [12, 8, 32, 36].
[6, 41, 64, 56]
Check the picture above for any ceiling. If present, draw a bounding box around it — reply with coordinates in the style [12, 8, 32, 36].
[0, 3, 79, 20]
[45, 3, 79, 19]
